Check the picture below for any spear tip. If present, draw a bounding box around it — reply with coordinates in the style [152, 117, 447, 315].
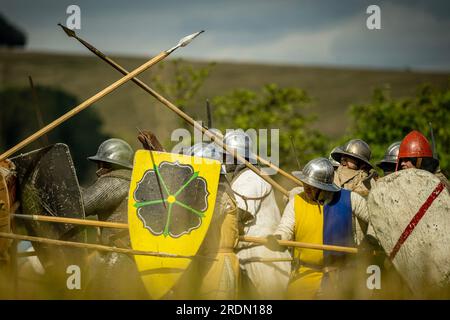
[58, 23, 77, 38]
[179, 30, 204, 47]
[166, 30, 204, 54]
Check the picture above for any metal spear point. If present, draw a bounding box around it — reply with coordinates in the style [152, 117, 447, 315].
[58, 23, 76, 37]
[166, 30, 204, 54]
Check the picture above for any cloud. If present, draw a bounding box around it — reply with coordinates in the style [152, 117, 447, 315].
[2, 0, 450, 70]
[184, 2, 450, 70]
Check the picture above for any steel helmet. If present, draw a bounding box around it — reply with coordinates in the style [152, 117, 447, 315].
[222, 129, 257, 164]
[186, 142, 210, 157]
[88, 138, 134, 169]
[398, 130, 433, 159]
[377, 141, 401, 171]
[331, 139, 373, 169]
[329, 147, 342, 168]
[292, 157, 340, 192]
[188, 142, 226, 174]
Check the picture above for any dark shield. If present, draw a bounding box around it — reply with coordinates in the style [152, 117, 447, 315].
[11, 143, 87, 284]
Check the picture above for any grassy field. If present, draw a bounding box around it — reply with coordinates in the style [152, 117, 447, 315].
[1, 50, 449, 153]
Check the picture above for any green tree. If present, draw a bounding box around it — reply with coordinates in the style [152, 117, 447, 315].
[347, 83, 450, 175]
[0, 86, 107, 183]
[212, 84, 328, 169]
[150, 58, 215, 121]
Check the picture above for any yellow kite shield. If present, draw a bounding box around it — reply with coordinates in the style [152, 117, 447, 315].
[128, 150, 221, 299]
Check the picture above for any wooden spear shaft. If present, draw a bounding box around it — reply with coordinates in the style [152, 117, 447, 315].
[28, 75, 49, 146]
[12, 213, 128, 229]
[240, 257, 293, 263]
[11, 215, 358, 254]
[13, 214, 358, 253]
[239, 235, 358, 254]
[0, 232, 193, 258]
[61, 28, 302, 188]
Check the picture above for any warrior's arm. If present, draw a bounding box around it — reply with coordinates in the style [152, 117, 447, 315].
[82, 176, 128, 217]
[283, 186, 304, 205]
[274, 197, 295, 241]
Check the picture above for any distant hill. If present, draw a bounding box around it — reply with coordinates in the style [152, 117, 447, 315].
[1, 50, 449, 152]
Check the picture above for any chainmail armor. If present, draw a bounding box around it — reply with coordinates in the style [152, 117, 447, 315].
[82, 169, 131, 246]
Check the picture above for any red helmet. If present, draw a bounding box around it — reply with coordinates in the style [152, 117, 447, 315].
[398, 130, 433, 159]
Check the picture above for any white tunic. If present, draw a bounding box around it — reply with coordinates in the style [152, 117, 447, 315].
[231, 169, 291, 299]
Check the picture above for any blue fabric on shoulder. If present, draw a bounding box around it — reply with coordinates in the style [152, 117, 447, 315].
[323, 189, 353, 264]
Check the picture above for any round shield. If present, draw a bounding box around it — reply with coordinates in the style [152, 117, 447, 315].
[368, 169, 450, 295]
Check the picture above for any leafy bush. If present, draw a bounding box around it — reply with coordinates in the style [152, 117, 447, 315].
[212, 84, 328, 169]
[347, 83, 450, 175]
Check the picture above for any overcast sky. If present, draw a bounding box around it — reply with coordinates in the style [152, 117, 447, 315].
[2, 0, 450, 71]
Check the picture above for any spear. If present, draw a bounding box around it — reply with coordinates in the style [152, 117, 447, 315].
[429, 122, 437, 159]
[136, 126, 167, 208]
[240, 257, 293, 264]
[59, 26, 300, 195]
[0, 232, 196, 258]
[12, 213, 128, 229]
[206, 99, 212, 129]
[240, 236, 358, 254]
[289, 135, 301, 170]
[28, 76, 49, 146]
[0, 30, 204, 161]
[12, 214, 359, 254]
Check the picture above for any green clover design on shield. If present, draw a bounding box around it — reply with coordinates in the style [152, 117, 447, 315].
[133, 161, 209, 238]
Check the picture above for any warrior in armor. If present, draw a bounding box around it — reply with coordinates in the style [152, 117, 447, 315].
[267, 158, 369, 299]
[286, 146, 343, 204]
[376, 141, 401, 176]
[330, 139, 376, 244]
[182, 142, 240, 300]
[83, 138, 146, 299]
[396, 130, 449, 190]
[331, 139, 377, 197]
[223, 129, 291, 299]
